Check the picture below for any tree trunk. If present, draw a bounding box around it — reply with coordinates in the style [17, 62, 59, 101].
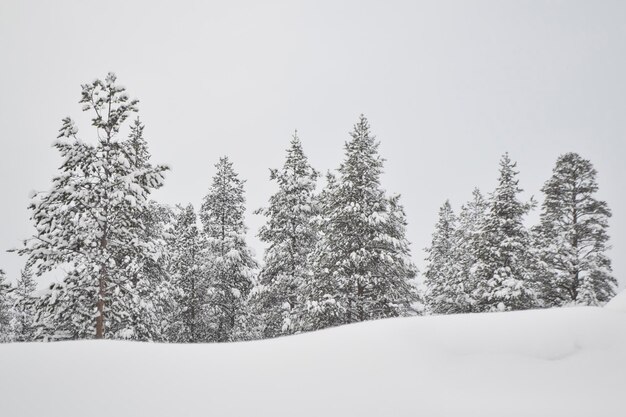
[357, 281, 365, 322]
[96, 264, 106, 339]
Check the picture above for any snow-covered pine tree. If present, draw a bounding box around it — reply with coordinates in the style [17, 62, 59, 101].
[117, 125, 175, 341]
[121, 199, 176, 341]
[18, 73, 169, 340]
[0, 269, 12, 342]
[201, 157, 258, 342]
[253, 132, 319, 338]
[424, 200, 462, 314]
[37, 201, 175, 342]
[304, 115, 418, 329]
[11, 265, 37, 342]
[472, 153, 537, 312]
[167, 204, 211, 342]
[454, 188, 489, 313]
[533, 153, 616, 306]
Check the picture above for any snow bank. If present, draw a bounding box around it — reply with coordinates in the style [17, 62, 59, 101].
[1, 307, 624, 417]
[605, 290, 626, 312]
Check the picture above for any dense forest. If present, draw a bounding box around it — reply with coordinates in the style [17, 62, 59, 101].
[0, 73, 616, 343]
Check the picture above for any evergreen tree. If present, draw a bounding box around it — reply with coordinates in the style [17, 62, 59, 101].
[124, 123, 175, 341]
[122, 199, 176, 341]
[424, 200, 462, 314]
[167, 204, 211, 342]
[454, 188, 489, 313]
[533, 153, 616, 306]
[473, 153, 537, 312]
[201, 157, 258, 342]
[254, 132, 319, 337]
[304, 115, 418, 329]
[18, 73, 169, 339]
[0, 269, 12, 342]
[11, 265, 37, 342]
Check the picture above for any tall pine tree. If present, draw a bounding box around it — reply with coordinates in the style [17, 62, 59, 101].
[121, 199, 176, 341]
[254, 132, 319, 337]
[473, 153, 537, 312]
[11, 266, 37, 341]
[18, 73, 169, 339]
[304, 115, 418, 329]
[0, 269, 12, 342]
[167, 204, 211, 342]
[454, 188, 489, 313]
[533, 153, 616, 306]
[201, 157, 258, 342]
[424, 200, 462, 314]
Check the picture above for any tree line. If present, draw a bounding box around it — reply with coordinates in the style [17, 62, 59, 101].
[0, 73, 616, 343]
[424, 152, 615, 314]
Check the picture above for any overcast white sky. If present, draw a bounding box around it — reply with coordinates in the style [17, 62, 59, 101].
[0, 0, 624, 290]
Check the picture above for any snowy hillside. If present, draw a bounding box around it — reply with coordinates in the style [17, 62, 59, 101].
[1, 303, 625, 417]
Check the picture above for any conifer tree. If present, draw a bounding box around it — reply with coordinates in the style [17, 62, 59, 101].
[122, 199, 176, 341]
[534, 153, 616, 306]
[18, 73, 169, 339]
[0, 269, 12, 342]
[167, 204, 211, 342]
[424, 200, 461, 314]
[304, 115, 418, 329]
[201, 157, 258, 342]
[254, 132, 319, 337]
[473, 153, 537, 312]
[454, 188, 489, 312]
[11, 265, 37, 342]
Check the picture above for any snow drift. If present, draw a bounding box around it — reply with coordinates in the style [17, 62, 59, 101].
[1, 302, 625, 417]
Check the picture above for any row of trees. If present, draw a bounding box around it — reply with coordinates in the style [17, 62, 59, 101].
[0, 73, 418, 342]
[0, 267, 37, 342]
[424, 153, 616, 314]
[0, 73, 616, 342]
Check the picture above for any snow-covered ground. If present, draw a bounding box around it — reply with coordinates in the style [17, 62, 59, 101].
[1, 300, 625, 417]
